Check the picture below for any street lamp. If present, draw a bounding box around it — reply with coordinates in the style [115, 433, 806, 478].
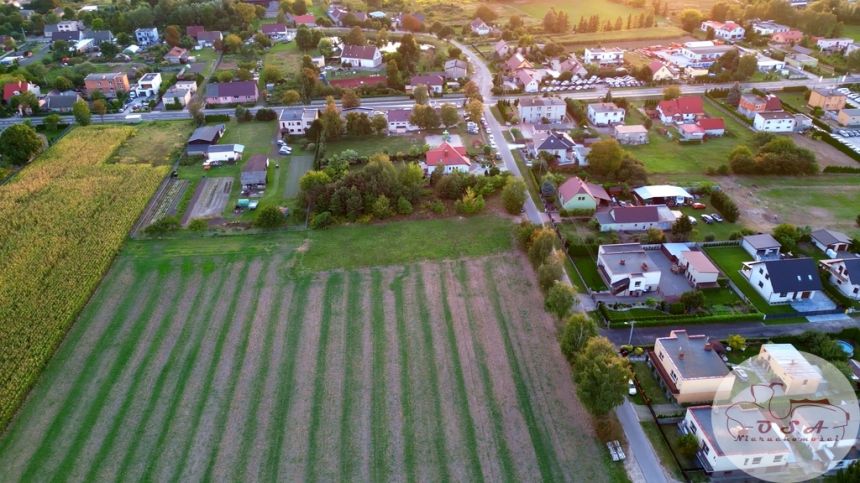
[626, 320, 636, 346]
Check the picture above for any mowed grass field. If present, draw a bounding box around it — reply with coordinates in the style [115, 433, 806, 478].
[0, 216, 611, 482]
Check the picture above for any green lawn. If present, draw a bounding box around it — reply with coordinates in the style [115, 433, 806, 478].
[701, 286, 745, 313]
[540, 26, 688, 46]
[264, 43, 318, 74]
[843, 24, 860, 43]
[571, 256, 607, 291]
[678, 206, 745, 241]
[703, 246, 797, 315]
[323, 134, 426, 157]
[628, 100, 753, 175]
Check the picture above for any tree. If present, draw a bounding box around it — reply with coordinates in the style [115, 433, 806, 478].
[371, 113, 388, 135]
[677, 433, 699, 459]
[0, 124, 43, 166]
[317, 37, 335, 57]
[559, 314, 598, 362]
[587, 139, 624, 178]
[99, 41, 119, 59]
[679, 9, 703, 33]
[396, 33, 420, 72]
[773, 223, 804, 251]
[295, 25, 316, 50]
[679, 290, 705, 313]
[254, 33, 272, 49]
[501, 177, 526, 214]
[341, 88, 360, 109]
[346, 112, 372, 136]
[255, 206, 285, 228]
[44, 113, 61, 132]
[401, 13, 423, 32]
[54, 76, 73, 91]
[72, 100, 91, 126]
[412, 85, 429, 105]
[440, 103, 459, 127]
[345, 26, 365, 45]
[727, 334, 746, 352]
[662, 85, 681, 100]
[320, 96, 343, 141]
[671, 215, 693, 238]
[528, 227, 557, 265]
[92, 99, 107, 120]
[386, 59, 403, 90]
[188, 99, 205, 126]
[735, 54, 758, 80]
[297, 67, 318, 104]
[544, 282, 577, 319]
[574, 337, 631, 416]
[262, 65, 284, 84]
[644, 227, 665, 243]
[463, 80, 481, 100]
[298, 170, 332, 206]
[474, 4, 497, 22]
[223, 33, 243, 52]
[537, 253, 564, 291]
[291, 0, 307, 15]
[410, 104, 440, 130]
[465, 98, 483, 124]
[164, 25, 181, 46]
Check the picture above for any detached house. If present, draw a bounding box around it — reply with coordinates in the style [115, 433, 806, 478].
[196, 31, 223, 48]
[134, 27, 159, 46]
[504, 53, 532, 72]
[164, 46, 188, 64]
[700, 20, 745, 41]
[133, 72, 161, 98]
[647, 330, 730, 404]
[656, 96, 704, 124]
[816, 37, 854, 52]
[772, 30, 804, 44]
[820, 258, 860, 300]
[808, 87, 846, 111]
[613, 125, 648, 145]
[444, 59, 467, 79]
[407, 74, 444, 95]
[186, 124, 226, 156]
[530, 131, 585, 165]
[494, 39, 511, 58]
[515, 69, 540, 93]
[517, 96, 566, 123]
[205, 81, 259, 105]
[586, 102, 625, 126]
[648, 61, 677, 82]
[738, 93, 783, 119]
[741, 257, 824, 305]
[84, 72, 129, 98]
[742, 234, 782, 261]
[753, 111, 796, 132]
[386, 108, 419, 133]
[595, 205, 676, 232]
[470, 18, 491, 36]
[205, 144, 245, 165]
[422, 142, 471, 173]
[261, 23, 290, 41]
[751, 20, 790, 36]
[340, 44, 382, 69]
[279, 107, 319, 135]
[811, 228, 852, 254]
[2, 81, 39, 103]
[557, 176, 610, 211]
[240, 154, 268, 191]
[290, 14, 317, 27]
[596, 243, 661, 296]
[43, 91, 82, 112]
[583, 47, 624, 65]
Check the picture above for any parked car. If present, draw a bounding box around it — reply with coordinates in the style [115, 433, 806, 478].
[711, 213, 724, 222]
[279, 146, 292, 155]
[688, 215, 698, 225]
[628, 379, 637, 396]
[691, 202, 706, 209]
[701, 214, 714, 224]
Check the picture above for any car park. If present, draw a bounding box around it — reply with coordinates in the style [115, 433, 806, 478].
[711, 213, 724, 222]
[701, 214, 714, 224]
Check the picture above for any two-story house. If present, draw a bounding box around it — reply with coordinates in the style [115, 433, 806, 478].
[586, 102, 625, 126]
[738, 93, 783, 119]
[753, 111, 796, 132]
[557, 176, 611, 211]
[808, 87, 846, 111]
[134, 27, 159, 46]
[84, 72, 129, 98]
[700, 20, 745, 41]
[596, 243, 662, 296]
[279, 107, 319, 135]
[820, 258, 860, 300]
[648, 330, 730, 404]
[583, 47, 624, 65]
[340, 44, 382, 69]
[133, 72, 161, 98]
[656, 96, 704, 124]
[741, 258, 824, 305]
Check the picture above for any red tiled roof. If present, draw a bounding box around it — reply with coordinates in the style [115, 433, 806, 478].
[292, 14, 316, 25]
[425, 142, 470, 167]
[657, 96, 704, 118]
[328, 75, 386, 89]
[558, 176, 610, 203]
[648, 61, 666, 74]
[764, 95, 782, 111]
[3, 81, 28, 102]
[410, 74, 444, 86]
[696, 117, 724, 130]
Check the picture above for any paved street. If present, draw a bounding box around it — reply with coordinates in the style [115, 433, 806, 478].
[616, 399, 670, 483]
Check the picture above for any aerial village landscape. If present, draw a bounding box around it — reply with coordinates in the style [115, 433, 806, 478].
[0, 0, 860, 480]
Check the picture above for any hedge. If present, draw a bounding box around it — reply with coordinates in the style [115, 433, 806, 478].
[710, 191, 740, 222]
[204, 114, 230, 122]
[812, 131, 860, 163]
[823, 165, 860, 173]
[601, 307, 765, 328]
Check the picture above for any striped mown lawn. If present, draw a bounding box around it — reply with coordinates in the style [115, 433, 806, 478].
[0, 219, 613, 482]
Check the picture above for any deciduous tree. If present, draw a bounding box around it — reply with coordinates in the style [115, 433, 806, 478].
[559, 314, 598, 362]
[574, 337, 630, 416]
[0, 124, 43, 166]
[544, 282, 577, 319]
[440, 103, 459, 127]
[341, 88, 361, 109]
[72, 100, 91, 126]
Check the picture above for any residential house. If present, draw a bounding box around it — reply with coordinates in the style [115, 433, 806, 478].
[552, 56, 588, 77]
[738, 93, 783, 118]
[681, 405, 794, 477]
[340, 44, 382, 69]
[678, 42, 734, 68]
[514, 69, 540, 93]
[700, 20, 745, 41]
[290, 14, 317, 27]
[596, 243, 662, 296]
[240, 154, 268, 191]
[586, 102, 625, 126]
[741, 234, 782, 261]
[196, 31, 222, 48]
[808, 87, 847, 111]
[755, 53, 785, 72]
[422, 142, 471, 173]
[386, 108, 419, 133]
[43, 91, 82, 112]
[133, 72, 161, 98]
[531, 131, 585, 165]
[679, 250, 720, 287]
[613, 124, 648, 145]
[771, 30, 804, 44]
[758, 344, 822, 395]
[186, 25, 205, 39]
[494, 39, 510, 58]
[503, 53, 532, 72]
[595, 205, 676, 232]
[517, 96, 566, 123]
[648, 330, 730, 403]
[164, 46, 188, 64]
[327, 5, 349, 26]
[204, 81, 259, 105]
[186, 123, 226, 155]
[648, 61, 677, 82]
[407, 74, 444, 94]
[697, 117, 725, 136]
[741, 257, 823, 304]
[279, 107, 319, 135]
[470, 18, 491, 36]
[678, 123, 705, 141]
[261, 23, 290, 41]
[820, 258, 860, 300]
[785, 53, 818, 69]
[811, 228, 852, 254]
[632, 185, 693, 206]
[816, 37, 854, 52]
[44, 20, 82, 39]
[2, 81, 39, 103]
[84, 72, 129, 98]
[51, 30, 84, 44]
[837, 108, 860, 127]
[656, 96, 704, 124]
[134, 27, 159, 46]
[86, 30, 115, 45]
[443, 59, 467, 79]
[583, 47, 624, 65]
[794, 113, 813, 131]
[753, 111, 796, 132]
[557, 176, 610, 211]
[751, 20, 790, 36]
[163, 85, 192, 107]
[204, 144, 245, 165]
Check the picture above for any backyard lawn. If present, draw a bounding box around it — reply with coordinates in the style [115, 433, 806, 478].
[631, 362, 669, 405]
[639, 422, 684, 480]
[703, 246, 797, 315]
[264, 43, 318, 73]
[571, 256, 608, 291]
[111, 121, 195, 166]
[322, 134, 426, 157]
[678, 206, 745, 241]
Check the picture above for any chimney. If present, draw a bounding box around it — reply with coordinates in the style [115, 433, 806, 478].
[679, 351, 685, 360]
[619, 259, 625, 265]
[704, 343, 712, 351]
[641, 262, 648, 270]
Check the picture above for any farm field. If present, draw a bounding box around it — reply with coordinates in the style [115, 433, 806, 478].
[0, 125, 168, 430]
[0, 216, 611, 482]
[110, 121, 195, 165]
[539, 26, 687, 46]
[509, 0, 646, 24]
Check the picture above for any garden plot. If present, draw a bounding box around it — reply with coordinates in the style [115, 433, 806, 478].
[182, 177, 233, 225]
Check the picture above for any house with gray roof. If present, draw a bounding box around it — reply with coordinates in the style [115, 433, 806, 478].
[43, 91, 82, 112]
[241, 154, 268, 190]
[741, 234, 781, 261]
[596, 243, 661, 296]
[530, 131, 586, 165]
[741, 258, 823, 304]
[595, 205, 676, 232]
[819, 258, 860, 300]
[648, 329, 729, 403]
[811, 229, 852, 254]
[279, 107, 318, 135]
[444, 59, 467, 79]
[204, 81, 258, 105]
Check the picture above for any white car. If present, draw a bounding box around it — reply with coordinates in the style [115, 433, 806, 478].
[628, 379, 637, 396]
[279, 146, 292, 155]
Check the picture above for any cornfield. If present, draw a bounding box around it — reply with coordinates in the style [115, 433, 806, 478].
[0, 125, 168, 430]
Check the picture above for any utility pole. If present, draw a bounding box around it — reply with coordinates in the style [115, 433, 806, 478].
[627, 319, 636, 346]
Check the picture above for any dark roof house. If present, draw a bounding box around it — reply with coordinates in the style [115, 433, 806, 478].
[187, 124, 226, 145]
[762, 258, 823, 293]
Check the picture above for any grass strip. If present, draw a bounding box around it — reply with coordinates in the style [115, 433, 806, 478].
[454, 262, 517, 482]
[482, 260, 561, 481]
[369, 269, 390, 481]
[392, 267, 418, 483]
[339, 270, 364, 478]
[303, 272, 344, 482]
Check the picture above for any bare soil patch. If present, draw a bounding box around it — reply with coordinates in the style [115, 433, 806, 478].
[183, 177, 233, 225]
[790, 134, 858, 168]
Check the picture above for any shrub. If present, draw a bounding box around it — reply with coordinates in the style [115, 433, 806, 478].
[501, 177, 526, 214]
[544, 282, 577, 319]
[513, 221, 539, 249]
[204, 114, 230, 123]
[255, 108, 278, 121]
[668, 303, 686, 315]
[144, 216, 180, 235]
[372, 194, 392, 219]
[254, 206, 285, 228]
[429, 200, 445, 214]
[396, 196, 413, 215]
[310, 211, 333, 229]
[703, 234, 716, 242]
[454, 187, 485, 215]
[710, 191, 739, 222]
[187, 218, 208, 231]
[537, 254, 564, 291]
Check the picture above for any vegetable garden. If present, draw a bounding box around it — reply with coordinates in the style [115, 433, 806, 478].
[0, 125, 168, 430]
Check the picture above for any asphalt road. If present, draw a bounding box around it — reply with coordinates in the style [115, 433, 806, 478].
[616, 399, 669, 483]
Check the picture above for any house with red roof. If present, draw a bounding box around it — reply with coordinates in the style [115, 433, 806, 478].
[186, 25, 204, 39]
[261, 23, 290, 40]
[3, 81, 39, 103]
[678, 123, 705, 141]
[648, 61, 677, 82]
[699, 20, 745, 41]
[407, 74, 444, 94]
[656, 96, 705, 124]
[291, 14, 317, 27]
[340, 44, 382, 68]
[771, 30, 803, 45]
[422, 142, 471, 174]
[696, 117, 725, 137]
[738, 93, 783, 118]
[558, 176, 610, 211]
